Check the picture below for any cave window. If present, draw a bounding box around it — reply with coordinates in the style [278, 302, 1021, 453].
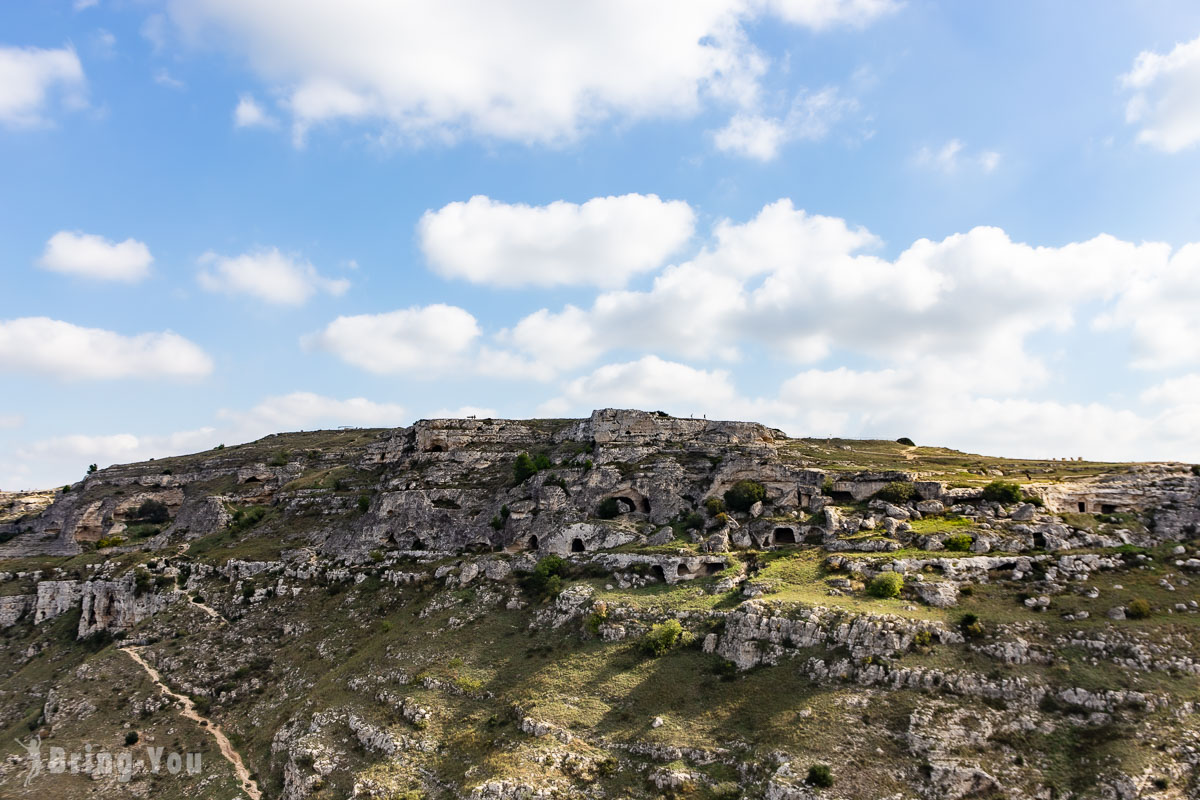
[704, 563, 723, 576]
[571, 538, 585, 553]
[650, 565, 666, 582]
[677, 564, 694, 577]
[411, 538, 426, 551]
[1077, 502, 1086, 513]
[528, 535, 539, 550]
[1100, 504, 1117, 514]
[773, 527, 797, 545]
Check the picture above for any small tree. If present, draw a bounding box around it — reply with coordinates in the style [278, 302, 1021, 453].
[638, 619, 694, 657]
[134, 499, 170, 524]
[513, 453, 538, 483]
[704, 496, 726, 516]
[867, 572, 904, 598]
[896, 437, 915, 447]
[724, 480, 766, 513]
[597, 497, 621, 519]
[87, 463, 98, 475]
[981, 480, 1023, 504]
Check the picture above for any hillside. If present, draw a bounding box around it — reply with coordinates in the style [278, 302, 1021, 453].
[1, 409, 1198, 799]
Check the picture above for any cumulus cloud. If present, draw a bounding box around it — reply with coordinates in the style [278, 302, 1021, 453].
[914, 139, 1001, 173]
[418, 194, 695, 288]
[304, 304, 481, 375]
[234, 94, 276, 128]
[1122, 33, 1200, 153]
[502, 200, 1167, 378]
[198, 248, 349, 305]
[714, 87, 858, 160]
[165, 0, 893, 146]
[0, 317, 213, 380]
[0, 45, 86, 127]
[38, 231, 153, 282]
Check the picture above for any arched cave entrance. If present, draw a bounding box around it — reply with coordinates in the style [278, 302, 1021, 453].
[650, 565, 666, 582]
[773, 527, 797, 545]
[528, 535, 539, 550]
[677, 563, 695, 578]
[704, 563, 723, 576]
[571, 538, 586, 553]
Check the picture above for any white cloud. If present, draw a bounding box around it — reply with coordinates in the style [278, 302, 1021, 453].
[166, 0, 893, 146]
[1122, 33, 1200, 153]
[503, 200, 1165, 378]
[234, 94, 276, 128]
[761, 0, 900, 30]
[551, 356, 743, 415]
[74, 0, 99, 10]
[198, 247, 349, 305]
[154, 68, 185, 90]
[0, 45, 86, 127]
[38, 231, 153, 282]
[0, 413, 23, 429]
[218, 391, 407, 432]
[418, 194, 695, 288]
[914, 139, 1000, 173]
[304, 304, 481, 375]
[427, 405, 499, 420]
[714, 87, 858, 160]
[0, 317, 213, 380]
[1093, 242, 1200, 369]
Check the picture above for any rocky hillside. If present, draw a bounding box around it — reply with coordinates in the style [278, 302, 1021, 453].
[1, 409, 1198, 799]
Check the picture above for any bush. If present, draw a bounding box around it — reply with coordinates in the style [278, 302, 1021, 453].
[357, 494, 371, 513]
[944, 533, 974, 552]
[521, 556, 568, 601]
[124, 731, 139, 746]
[228, 506, 268, 533]
[1127, 597, 1152, 619]
[981, 480, 1023, 504]
[638, 619, 694, 657]
[912, 630, 933, 648]
[513, 453, 538, 483]
[724, 480, 766, 513]
[134, 499, 170, 524]
[960, 612, 984, 638]
[806, 764, 834, 788]
[267, 450, 289, 467]
[896, 437, 915, 447]
[87, 463, 98, 474]
[682, 511, 705, 531]
[875, 481, 916, 504]
[533, 453, 552, 471]
[712, 781, 742, 800]
[867, 572, 904, 598]
[597, 497, 622, 519]
[489, 515, 505, 531]
[133, 568, 153, 597]
[704, 496, 726, 516]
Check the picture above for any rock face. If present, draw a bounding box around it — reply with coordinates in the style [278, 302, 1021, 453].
[2, 410, 1199, 800]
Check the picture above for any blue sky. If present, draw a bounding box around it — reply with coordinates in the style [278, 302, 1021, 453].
[3, 0, 1200, 489]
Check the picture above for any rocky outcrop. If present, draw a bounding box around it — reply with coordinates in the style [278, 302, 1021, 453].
[77, 577, 181, 638]
[35, 579, 82, 623]
[0, 593, 33, 627]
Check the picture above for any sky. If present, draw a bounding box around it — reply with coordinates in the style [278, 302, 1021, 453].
[3, 0, 1200, 489]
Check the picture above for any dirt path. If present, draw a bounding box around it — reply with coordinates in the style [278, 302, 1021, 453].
[121, 646, 261, 800]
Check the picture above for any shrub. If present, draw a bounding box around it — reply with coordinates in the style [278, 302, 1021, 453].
[912, 630, 933, 648]
[61, 485, 71, 493]
[369, 549, 384, 562]
[513, 453, 538, 483]
[724, 480, 766, 513]
[87, 463, 98, 474]
[124, 731, 139, 746]
[704, 496, 726, 516]
[638, 619, 694, 657]
[944, 533, 974, 552]
[981, 480, 1023, 504]
[875, 481, 916, 504]
[806, 763, 834, 788]
[533, 453, 552, 471]
[1192, 464, 1200, 477]
[228, 505, 268, 533]
[867, 572, 904, 598]
[357, 494, 371, 513]
[1127, 597, 1152, 619]
[896, 437, 915, 447]
[97, 535, 125, 549]
[682, 511, 705, 531]
[597, 497, 622, 519]
[521, 556, 568, 601]
[134, 499, 170, 524]
[489, 515, 505, 531]
[133, 568, 153, 597]
[267, 450, 289, 467]
[712, 781, 742, 799]
[960, 612, 984, 638]
[712, 512, 731, 528]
